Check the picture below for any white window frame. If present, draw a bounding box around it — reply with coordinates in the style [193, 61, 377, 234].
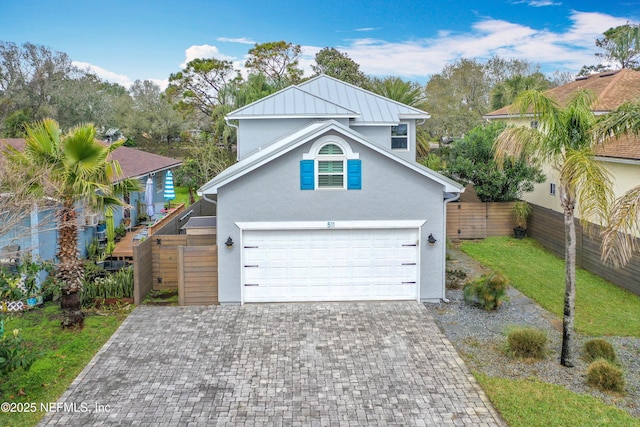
[303, 136, 359, 191]
[316, 147, 346, 189]
[391, 122, 409, 151]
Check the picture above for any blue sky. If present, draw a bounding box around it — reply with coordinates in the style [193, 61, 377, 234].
[0, 0, 638, 88]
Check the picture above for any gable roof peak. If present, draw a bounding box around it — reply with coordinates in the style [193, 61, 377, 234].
[226, 85, 360, 119]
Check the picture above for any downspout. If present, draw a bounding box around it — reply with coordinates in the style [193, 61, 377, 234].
[225, 118, 239, 161]
[441, 192, 461, 303]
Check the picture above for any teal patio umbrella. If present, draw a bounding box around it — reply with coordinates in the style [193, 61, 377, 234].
[164, 170, 176, 208]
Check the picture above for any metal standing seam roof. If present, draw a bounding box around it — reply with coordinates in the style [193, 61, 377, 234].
[297, 74, 429, 124]
[197, 120, 462, 196]
[226, 86, 360, 119]
[226, 74, 429, 124]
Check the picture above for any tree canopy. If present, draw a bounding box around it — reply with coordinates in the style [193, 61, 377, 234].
[444, 122, 545, 202]
[166, 57, 237, 117]
[245, 41, 303, 88]
[312, 47, 369, 88]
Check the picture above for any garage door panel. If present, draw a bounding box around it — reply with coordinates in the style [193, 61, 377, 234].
[243, 228, 419, 302]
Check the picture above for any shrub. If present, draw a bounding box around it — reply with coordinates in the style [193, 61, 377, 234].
[446, 268, 468, 289]
[507, 327, 547, 359]
[463, 274, 509, 310]
[83, 261, 108, 283]
[0, 329, 38, 374]
[586, 359, 625, 393]
[82, 266, 134, 307]
[583, 339, 617, 364]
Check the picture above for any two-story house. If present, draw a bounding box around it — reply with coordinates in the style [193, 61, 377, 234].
[198, 75, 463, 304]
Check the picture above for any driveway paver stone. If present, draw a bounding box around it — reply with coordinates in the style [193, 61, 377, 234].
[39, 302, 504, 426]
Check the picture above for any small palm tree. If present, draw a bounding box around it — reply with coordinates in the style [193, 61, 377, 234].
[4, 119, 141, 328]
[494, 89, 613, 367]
[597, 100, 640, 266]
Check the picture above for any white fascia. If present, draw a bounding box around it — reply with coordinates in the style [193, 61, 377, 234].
[235, 220, 426, 231]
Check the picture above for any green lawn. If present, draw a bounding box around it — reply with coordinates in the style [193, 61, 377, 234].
[460, 236, 640, 337]
[0, 304, 129, 427]
[475, 374, 640, 427]
[174, 186, 190, 206]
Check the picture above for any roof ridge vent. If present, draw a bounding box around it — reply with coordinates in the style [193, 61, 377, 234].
[575, 76, 588, 80]
[600, 71, 617, 78]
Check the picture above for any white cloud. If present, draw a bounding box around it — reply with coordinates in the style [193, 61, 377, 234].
[527, 1, 561, 6]
[72, 61, 133, 87]
[355, 27, 379, 32]
[331, 11, 638, 80]
[511, 0, 561, 6]
[182, 44, 235, 67]
[216, 37, 256, 45]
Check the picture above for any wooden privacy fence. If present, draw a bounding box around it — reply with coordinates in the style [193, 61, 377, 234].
[528, 205, 640, 296]
[178, 246, 218, 306]
[133, 232, 217, 305]
[447, 202, 516, 239]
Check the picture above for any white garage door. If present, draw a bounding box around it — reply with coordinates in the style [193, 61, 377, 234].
[242, 228, 419, 302]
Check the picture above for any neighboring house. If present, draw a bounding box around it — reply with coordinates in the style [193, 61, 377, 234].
[198, 74, 463, 304]
[0, 138, 181, 262]
[485, 69, 640, 216]
[484, 69, 640, 295]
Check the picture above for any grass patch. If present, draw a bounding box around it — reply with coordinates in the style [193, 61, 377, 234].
[459, 237, 640, 337]
[475, 373, 639, 427]
[142, 288, 179, 306]
[0, 303, 129, 427]
[174, 185, 190, 206]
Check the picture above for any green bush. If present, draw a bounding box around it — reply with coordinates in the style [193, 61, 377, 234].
[83, 261, 108, 283]
[0, 329, 38, 374]
[446, 268, 468, 289]
[82, 266, 134, 307]
[583, 339, 617, 364]
[586, 359, 625, 393]
[463, 274, 509, 310]
[507, 327, 547, 359]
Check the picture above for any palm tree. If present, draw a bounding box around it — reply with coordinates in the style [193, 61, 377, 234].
[4, 119, 141, 328]
[494, 89, 613, 367]
[490, 73, 551, 110]
[369, 76, 425, 108]
[597, 100, 640, 267]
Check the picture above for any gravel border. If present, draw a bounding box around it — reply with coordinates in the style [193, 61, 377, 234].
[425, 248, 640, 420]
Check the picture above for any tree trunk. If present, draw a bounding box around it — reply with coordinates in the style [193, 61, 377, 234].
[56, 202, 85, 329]
[60, 287, 84, 329]
[561, 193, 577, 367]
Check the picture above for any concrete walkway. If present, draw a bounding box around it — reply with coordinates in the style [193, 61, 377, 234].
[39, 302, 504, 426]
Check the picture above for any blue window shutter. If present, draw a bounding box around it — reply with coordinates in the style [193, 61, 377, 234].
[347, 159, 362, 190]
[300, 160, 314, 190]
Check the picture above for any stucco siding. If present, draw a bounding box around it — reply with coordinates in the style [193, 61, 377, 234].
[352, 121, 417, 163]
[237, 118, 350, 160]
[216, 133, 446, 304]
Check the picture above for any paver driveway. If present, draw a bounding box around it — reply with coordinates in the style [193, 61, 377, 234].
[39, 302, 504, 426]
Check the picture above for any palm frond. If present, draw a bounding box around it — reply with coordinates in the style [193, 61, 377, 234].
[596, 100, 640, 142]
[493, 125, 544, 168]
[560, 148, 613, 229]
[602, 186, 640, 267]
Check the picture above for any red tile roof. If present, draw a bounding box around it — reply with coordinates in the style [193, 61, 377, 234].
[0, 139, 182, 180]
[485, 69, 640, 161]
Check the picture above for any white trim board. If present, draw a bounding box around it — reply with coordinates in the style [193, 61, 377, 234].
[235, 220, 427, 231]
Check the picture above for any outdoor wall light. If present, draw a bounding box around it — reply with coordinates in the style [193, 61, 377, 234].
[225, 236, 234, 248]
[428, 233, 437, 246]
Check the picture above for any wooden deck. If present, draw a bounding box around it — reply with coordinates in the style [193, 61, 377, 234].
[109, 204, 186, 261]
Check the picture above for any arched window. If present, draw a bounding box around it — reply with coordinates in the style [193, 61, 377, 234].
[316, 144, 345, 188]
[300, 136, 361, 191]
